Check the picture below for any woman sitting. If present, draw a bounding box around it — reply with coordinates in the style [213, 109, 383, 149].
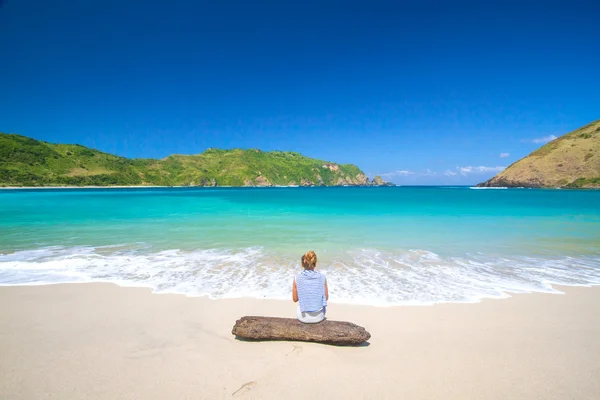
[292, 250, 329, 323]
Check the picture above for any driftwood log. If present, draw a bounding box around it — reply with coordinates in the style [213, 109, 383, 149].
[232, 316, 371, 345]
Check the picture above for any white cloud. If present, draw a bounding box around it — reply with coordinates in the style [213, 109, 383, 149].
[531, 135, 557, 144]
[457, 166, 505, 176]
[379, 166, 503, 180]
[499, 152, 510, 158]
[380, 170, 414, 178]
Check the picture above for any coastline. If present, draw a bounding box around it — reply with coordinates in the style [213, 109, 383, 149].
[0, 185, 178, 190]
[0, 184, 395, 189]
[2, 185, 596, 190]
[0, 185, 374, 189]
[1, 283, 599, 399]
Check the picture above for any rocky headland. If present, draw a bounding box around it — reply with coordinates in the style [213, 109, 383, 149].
[0, 133, 393, 187]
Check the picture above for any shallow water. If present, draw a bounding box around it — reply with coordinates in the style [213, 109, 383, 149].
[1, 187, 599, 305]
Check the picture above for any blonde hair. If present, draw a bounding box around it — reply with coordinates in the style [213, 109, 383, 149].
[301, 251, 317, 270]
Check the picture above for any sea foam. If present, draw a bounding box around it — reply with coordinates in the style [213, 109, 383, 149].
[1, 245, 599, 306]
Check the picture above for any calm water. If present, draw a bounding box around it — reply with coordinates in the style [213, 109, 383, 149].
[1, 187, 599, 305]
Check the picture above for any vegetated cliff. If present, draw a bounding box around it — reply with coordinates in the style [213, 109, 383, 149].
[478, 119, 600, 188]
[0, 133, 392, 187]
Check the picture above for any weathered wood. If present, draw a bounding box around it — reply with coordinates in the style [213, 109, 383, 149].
[232, 316, 371, 345]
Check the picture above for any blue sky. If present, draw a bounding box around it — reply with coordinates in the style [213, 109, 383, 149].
[1, 0, 599, 185]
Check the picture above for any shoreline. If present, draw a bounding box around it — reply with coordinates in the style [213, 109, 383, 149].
[2, 185, 597, 190]
[1, 282, 599, 399]
[0, 185, 179, 190]
[2, 279, 600, 307]
[0, 184, 395, 189]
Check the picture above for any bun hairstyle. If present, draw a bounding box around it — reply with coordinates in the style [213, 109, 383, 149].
[301, 250, 317, 270]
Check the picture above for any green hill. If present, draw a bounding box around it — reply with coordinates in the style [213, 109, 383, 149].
[0, 132, 387, 187]
[478, 119, 600, 188]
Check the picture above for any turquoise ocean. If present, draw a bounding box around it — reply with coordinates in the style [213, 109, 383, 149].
[1, 187, 599, 306]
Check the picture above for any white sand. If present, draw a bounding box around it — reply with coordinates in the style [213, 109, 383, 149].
[1, 283, 599, 399]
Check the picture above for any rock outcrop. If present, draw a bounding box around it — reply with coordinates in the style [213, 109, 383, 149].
[322, 163, 339, 172]
[243, 176, 272, 187]
[254, 176, 272, 187]
[196, 178, 217, 187]
[332, 174, 394, 186]
[335, 177, 348, 186]
[355, 173, 369, 185]
[370, 176, 394, 186]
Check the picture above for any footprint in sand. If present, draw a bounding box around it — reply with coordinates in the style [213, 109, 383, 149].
[285, 344, 303, 356]
[232, 381, 257, 397]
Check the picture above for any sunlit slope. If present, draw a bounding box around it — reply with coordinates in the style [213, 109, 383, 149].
[479, 119, 600, 188]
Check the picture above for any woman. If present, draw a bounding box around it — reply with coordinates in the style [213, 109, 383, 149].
[292, 250, 329, 323]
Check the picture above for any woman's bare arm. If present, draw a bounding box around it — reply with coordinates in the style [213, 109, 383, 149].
[324, 278, 329, 301]
[292, 279, 299, 302]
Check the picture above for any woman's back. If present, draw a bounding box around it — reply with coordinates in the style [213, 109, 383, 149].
[293, 250, 329, 323]
[296, 269, 327, 312]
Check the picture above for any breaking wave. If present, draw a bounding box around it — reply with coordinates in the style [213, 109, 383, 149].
[2, 245, 600, 306]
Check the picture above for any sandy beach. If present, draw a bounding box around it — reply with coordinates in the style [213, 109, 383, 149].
[0, 284, 598, 399]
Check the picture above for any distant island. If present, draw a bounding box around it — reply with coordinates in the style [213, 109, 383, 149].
[0, 133, 393, 187]
[478, 119, 600, 188]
